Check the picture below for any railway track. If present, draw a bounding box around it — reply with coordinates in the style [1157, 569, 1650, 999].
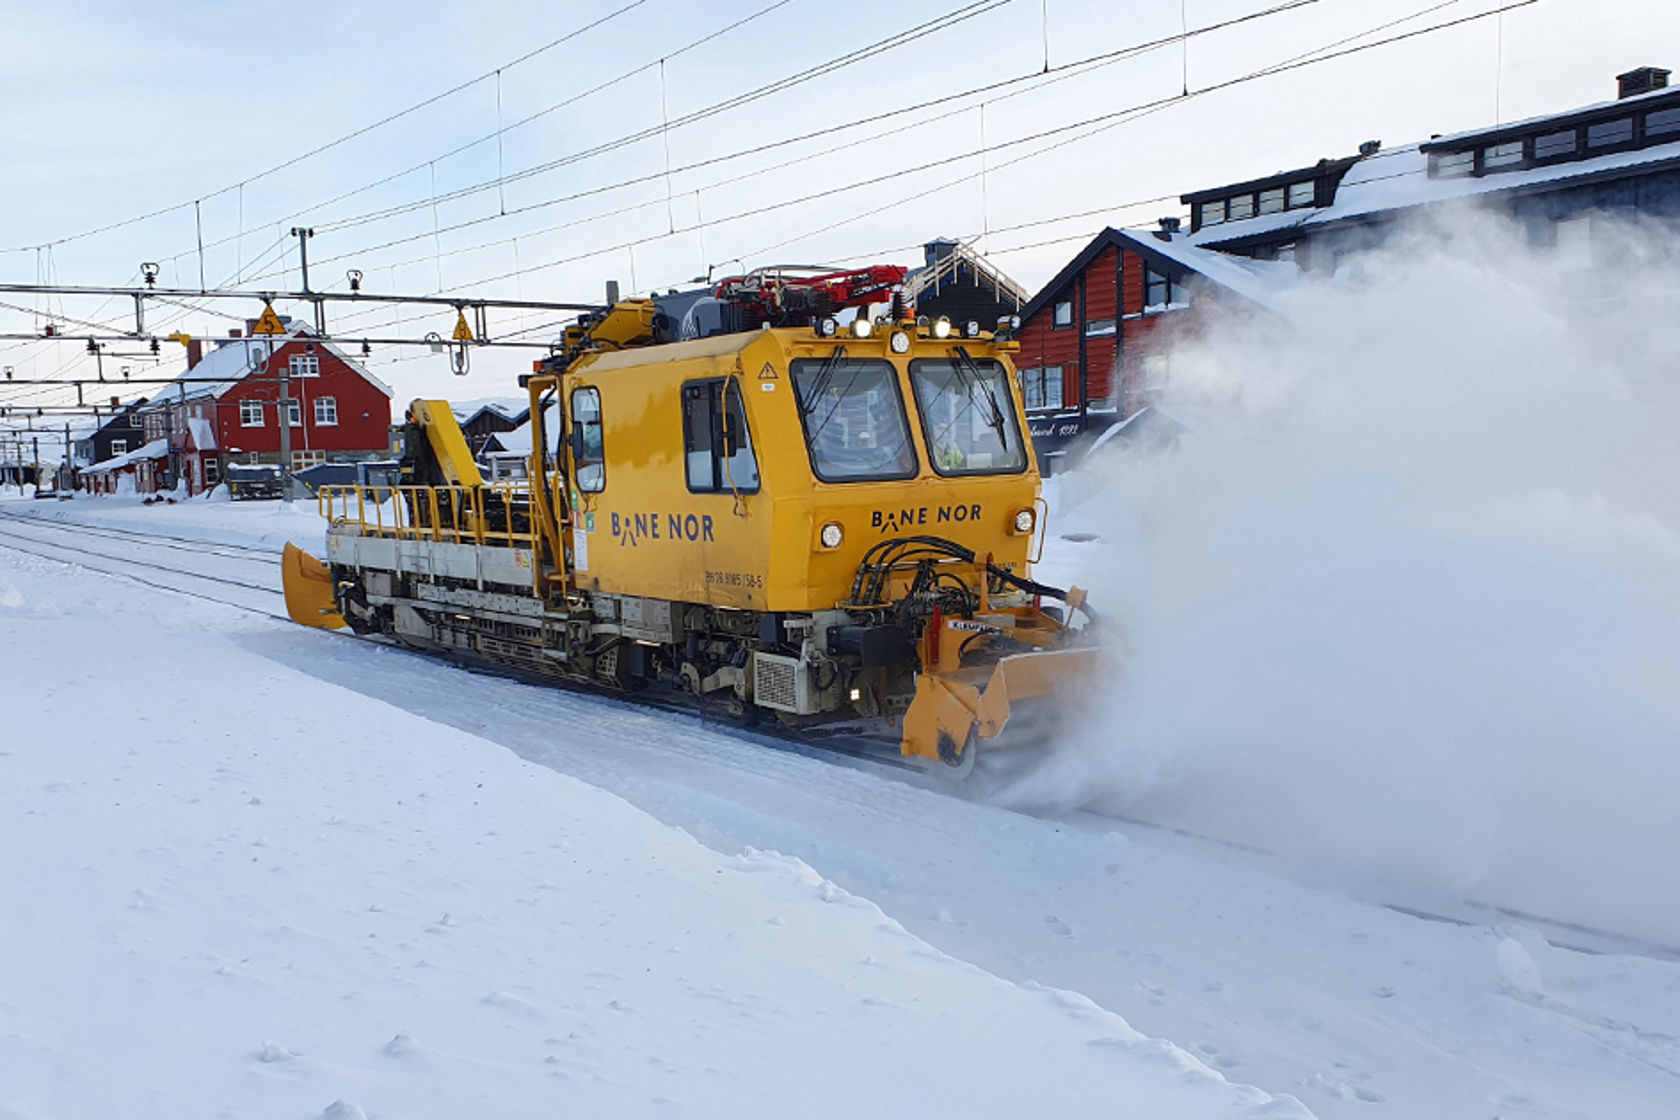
[0, 507, 289, 618]
[2, 505, 1673, 964]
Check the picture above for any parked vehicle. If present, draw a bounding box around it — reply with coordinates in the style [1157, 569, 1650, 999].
[225, 464, 284, 500]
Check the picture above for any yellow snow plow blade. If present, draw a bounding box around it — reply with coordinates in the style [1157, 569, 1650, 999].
[282, 543, 346, 629]
[901, 645, 1102, 772]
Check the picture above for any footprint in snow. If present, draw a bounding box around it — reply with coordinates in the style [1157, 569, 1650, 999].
[1044, 915, 1073, 936]
[384, 1033, 419, 1057]
[322, 1101, 368, 1120]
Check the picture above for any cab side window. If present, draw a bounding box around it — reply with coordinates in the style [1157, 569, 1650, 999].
[682, 378, 759, 493]
[570, 387, 605, 492]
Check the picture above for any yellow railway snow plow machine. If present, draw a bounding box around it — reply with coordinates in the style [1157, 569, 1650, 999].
[284, 266, 1101, 775]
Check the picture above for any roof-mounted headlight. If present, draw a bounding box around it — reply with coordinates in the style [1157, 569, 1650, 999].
[889, 330, 910, 354]
[964, 320, 981, 338]
[851, 316, 874, 339]
[816, 317, 838, 338]
[932, 316, 952, 339]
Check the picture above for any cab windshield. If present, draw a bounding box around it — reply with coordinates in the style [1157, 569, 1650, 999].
[791, 355, 918, 482]
[909, 355, 1028, 476]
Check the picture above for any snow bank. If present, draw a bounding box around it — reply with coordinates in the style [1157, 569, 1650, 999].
[1018, 209, 1680, 947]
[0, 552, 1308, 1120]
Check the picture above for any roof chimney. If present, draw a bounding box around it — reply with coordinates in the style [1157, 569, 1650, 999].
[185, 339, 203, 370]
[1157, 215, 1182, 235]
[1359, 139, 1382, 157]
[1617, 66, 1670, 99]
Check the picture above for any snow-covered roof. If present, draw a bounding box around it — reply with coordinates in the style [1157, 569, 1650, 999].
[1423, 80, 1679, 149]
[484, 401, 557, 457]
[83, 438, 169, 473]
[1188, 132, 1680, 248]
[163, 328, 394, 401]
[452, 396, 528, 424]
[1124, 230, 1299, 311]
[186, 416, 217, 452]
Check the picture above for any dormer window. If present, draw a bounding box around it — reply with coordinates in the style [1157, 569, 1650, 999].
[1533, 128, 1578, 160]
[1586, 118, 1634, 149]
[1649, 107, 1680, 136]
[1228, 194, 1255, 220]
[1286, 181, 1315, 208]
[1197, 200, 1225, 227]
[1484, 140, 1524, 169]
[1430, 149, 1475, 178]
[1258, 187, 1286, 215]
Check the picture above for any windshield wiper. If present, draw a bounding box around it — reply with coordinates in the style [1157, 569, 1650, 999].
[953, 345, 1008, 452]
[798, 344, 847, 416]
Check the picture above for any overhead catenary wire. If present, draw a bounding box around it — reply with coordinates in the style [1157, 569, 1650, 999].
[1, 1, 653, 254]
[34, 0, 1494, 364]
[237, 0, 1327, 293]
[4, 0, 1535, 411]
[365, 0, 1535, 302]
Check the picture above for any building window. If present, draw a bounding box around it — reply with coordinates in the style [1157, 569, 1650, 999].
[1258, 187, 1286, 215]
[283, 400, 302, 427]
[1141, 353, 1170, 391]
[1084, 318, 1116, 337]
[1286, 181, 1315, 209]
[109, 439, 127, 455]
[1533, 128, 1578, 160]
[1196, 200, 1225, 227]
[1144, 267, 1182, 311]
[291, 451, 325, 471]
[239, 400, 264, 427]
[246, 452, 263, 465]
[1647, 106, 1680, 137]
[1019, 366, 1063, 412]
[204, 460, 220, 485]
[1052, 300, 1073, 328]
[314, 397, 338, 426]
[289, 354, 320, 378]
[1430, 149, 1474, 178]
[1227, 194, 1255, 220]
[1482, 140, 1524, 170]
[1586, 118, 1634, 149]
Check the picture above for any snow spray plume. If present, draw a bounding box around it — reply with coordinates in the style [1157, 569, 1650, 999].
[997, 207, 1680, 946]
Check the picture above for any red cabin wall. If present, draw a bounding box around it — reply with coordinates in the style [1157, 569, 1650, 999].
[214, 341, 391, 457]
[1019, 239, 1210, 426]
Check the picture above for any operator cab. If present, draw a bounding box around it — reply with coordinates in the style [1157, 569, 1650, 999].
[790, 350, 1027, 483]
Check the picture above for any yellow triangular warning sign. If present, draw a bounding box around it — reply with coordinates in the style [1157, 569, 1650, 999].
[452, 311, 475, 342]
[758, 362, 778, 380]
[251, 303, 286, 335]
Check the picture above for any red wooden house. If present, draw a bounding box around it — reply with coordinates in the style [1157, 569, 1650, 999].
[140, 325, 394, 494]
[1013, 223, 1293, 470]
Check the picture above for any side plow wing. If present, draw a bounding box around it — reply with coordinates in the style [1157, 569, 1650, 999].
[281, 543, 346, 630]
[901, 646, 1103, 774]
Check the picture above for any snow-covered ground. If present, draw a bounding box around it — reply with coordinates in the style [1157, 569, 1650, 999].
[7, 475, 1680, 1118]
[0, 532, 1307, 1120]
